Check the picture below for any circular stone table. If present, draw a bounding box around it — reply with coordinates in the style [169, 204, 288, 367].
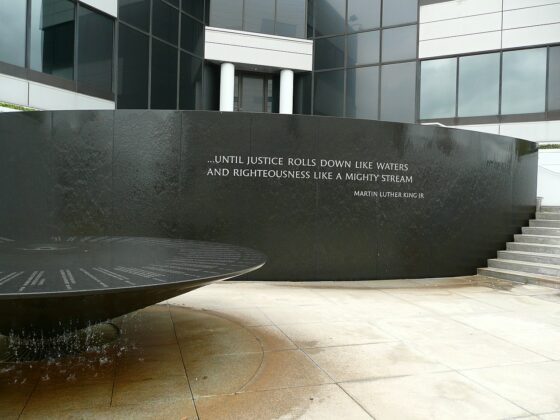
[0, 236, 266, 336]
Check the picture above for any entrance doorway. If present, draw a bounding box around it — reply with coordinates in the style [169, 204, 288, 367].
[234, 73, 278, 113]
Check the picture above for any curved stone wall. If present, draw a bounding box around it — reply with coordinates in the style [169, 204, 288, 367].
[0, 110, 538, 280]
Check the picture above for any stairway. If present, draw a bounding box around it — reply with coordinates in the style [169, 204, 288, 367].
[478, 206, 560, 288]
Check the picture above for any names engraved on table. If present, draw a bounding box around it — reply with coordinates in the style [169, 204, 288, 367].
[205, 154, 425, 200]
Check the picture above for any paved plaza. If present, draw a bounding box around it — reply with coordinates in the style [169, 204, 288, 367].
[2, 276, 560, 419]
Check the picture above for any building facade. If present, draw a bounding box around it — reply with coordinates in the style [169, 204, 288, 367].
[0, 0, 559, 198]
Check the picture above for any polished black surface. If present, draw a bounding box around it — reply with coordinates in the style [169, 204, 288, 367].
[0, 111, 538, 283]
[0, 236, 265, 335]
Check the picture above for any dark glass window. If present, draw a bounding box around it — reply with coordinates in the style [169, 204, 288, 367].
[347, 31, 379, 66]
[182, 0, 204, 21]
[314, 0, 345, 36]
[117, 24, 149, 108]
[30, 0, 75, 80]
[244, 0, 275, 34]
[210, 0, 243, 30]
[181, 13, 204, 56]
[166, 0, 180, 7]
[548, 47, 560, 112]
[380, 61, 416, 123]
[294, 72, 312, 114]
[314, 69, 344, 116]
[179, 52, 203, 110]
[420, 58, 456, 119]
[502, 48, 547, 115]
[314, 36, 345, 70]
[381, 25, 417, 62]
[458, 53, 500, 117]
[203, 62, 220, 110]
[347, 0, 380, 32]
[346, 66, 379, 119]
[151, 39, 178, 109]
[0, 0, 26, 66]
[382, 0, 418, 26]
[276, 0, 306, 38]
[153, 0, 179, 45]
[119, 0, 150, 31]
[77, 6, 113, 93]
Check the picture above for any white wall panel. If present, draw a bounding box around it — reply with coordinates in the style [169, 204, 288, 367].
[28, 82, 114, 110]
[420, 12, 501, 40]
[205, 27, 313, 71]
[448, 124, 500, 135]
[79, 0, 117, 17]
[420, 0, 502, 23]
[503, 3, 560, 29]
[502, 23, 560, 48]
[504, 0, 560, 11]
[0, 74, 28, 106]
[419, 31, 502, 58]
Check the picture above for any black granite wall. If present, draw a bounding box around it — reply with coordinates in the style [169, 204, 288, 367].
[0, 110, 538, 280]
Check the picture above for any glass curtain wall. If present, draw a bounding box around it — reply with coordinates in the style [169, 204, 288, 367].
[420, 47, 557, 122]
[309, 0, 418, 122]
[0, 0, 114, 98]
[0, 0, 27, 67]
[118, 0, 205, 110]
[209, 0, 306, 38]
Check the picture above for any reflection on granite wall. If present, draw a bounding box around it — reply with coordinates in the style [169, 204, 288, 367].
[0, 111, 538, 281]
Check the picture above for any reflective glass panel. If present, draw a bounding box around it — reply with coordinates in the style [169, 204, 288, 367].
[347, 31, 379, 66]
[347, 0, 380, 32]
[117, 24, 149, 108]
[314, 36, 345, 70]
[240, 75, 264, 112]
[153, 0, 179, 45]
[420, 58, 456, 119]
[294, 72, 312, 114]
[313, 69, 344, 116]
[0, 0, 26, 66]
[458, 53, 499, 117]
[314, 0, 345, 36]
[382, 0, 418, 26]
[548, 47, 560, 112]
[181, 13, 204, 56]
[179, 52, 203, 110]
[150, 39, 178, 109]
[346, 66, 379, 119]
[381, 25, 417, 62]
[276, 0, 306, 38]
[119, 0, 150, 32]
[502, 48, 547, 115]
[380, 61, 416, 123]
[78, 6, 113, 92]
[203, 62, 220, 110]
[244, 0, 275, 34]
[209, 0, 243, 30]
[182, 0, 204, 21]
[30, 0, 75, 80]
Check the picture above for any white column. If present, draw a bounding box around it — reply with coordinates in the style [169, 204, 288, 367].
[219, 62, 235, 112]
[279, 69, 294, 115]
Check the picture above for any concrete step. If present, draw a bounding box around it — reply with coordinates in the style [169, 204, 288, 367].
[522, 226, 560, 237]
[488, 258, 560, 277]
[514, 234, 560, 245]
[478, 267, 560, 289]
[536, 212, 560, 220]
[497, 250, 560, 265]
[507, 242, 560, 255]
[530, 219, 560, 228]
[542, 206, 560, 212]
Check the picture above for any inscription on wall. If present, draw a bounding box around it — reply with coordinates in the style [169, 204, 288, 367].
[206, 155, 425, 200]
